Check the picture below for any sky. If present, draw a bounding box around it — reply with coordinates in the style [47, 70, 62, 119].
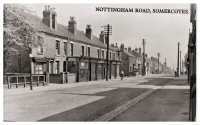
[29, 4, 191, 69]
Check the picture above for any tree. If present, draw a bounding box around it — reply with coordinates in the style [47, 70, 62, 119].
[3, 4, 42, 73]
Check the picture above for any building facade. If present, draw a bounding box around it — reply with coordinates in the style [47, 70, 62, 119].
[6, 6, 121, 83]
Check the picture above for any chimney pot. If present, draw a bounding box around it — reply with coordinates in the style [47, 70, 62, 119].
[139, 48, 142, 55]
[128, 46, 131, 52]
[99, 31, 104, 43]
[85, 24, 92, 39]
[68, 16, 77, 34]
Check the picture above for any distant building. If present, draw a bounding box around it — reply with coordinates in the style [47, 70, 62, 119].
[150, 57, 159, 74]
[120, 45, 143, 76]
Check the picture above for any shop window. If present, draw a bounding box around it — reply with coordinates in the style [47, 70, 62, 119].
[55, 61, 59, 74]
[35, 63, 43, 74]
[67, 61, 77, 73]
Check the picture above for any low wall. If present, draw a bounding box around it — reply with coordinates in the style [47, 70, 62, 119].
[49, 73, 64, 84]
[67, 73, 76, 83]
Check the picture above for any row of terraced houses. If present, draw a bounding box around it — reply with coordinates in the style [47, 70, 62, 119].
[4, 6, 172, 84]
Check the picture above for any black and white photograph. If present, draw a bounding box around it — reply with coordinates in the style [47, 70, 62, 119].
[2, 0, 197, 123]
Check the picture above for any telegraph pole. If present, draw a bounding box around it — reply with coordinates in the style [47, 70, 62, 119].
[142, 39, 146, 76]
[180, 51, 182, 75]
[164, 58, 167, 74]
[103, 24, 112, 81]
[157, 53, 160, 74]
[177, 42, 180, 77]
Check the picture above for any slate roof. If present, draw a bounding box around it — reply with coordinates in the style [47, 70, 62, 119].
[123, 50, 135, 57]
[131, 50, 142, 57]
[33, 16, 118, 51]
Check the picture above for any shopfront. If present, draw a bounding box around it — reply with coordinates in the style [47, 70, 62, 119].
[66, 56, 121, 83]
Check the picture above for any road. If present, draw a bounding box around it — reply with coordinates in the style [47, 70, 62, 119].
[4, 74, 189, 121]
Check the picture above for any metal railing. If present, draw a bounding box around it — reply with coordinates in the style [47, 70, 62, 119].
[5, 73, 46, 89]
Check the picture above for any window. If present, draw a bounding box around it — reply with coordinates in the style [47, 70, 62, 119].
[118, 52, 120, 59]
[102, 50, 104, 59]
[55, 61, 59, 74]
[49, 61, 53, 74]
[110, 51, 112, 60]
[35, 63, 43, 74]
[97, 49, 100, 58]
[64, 42, 67, 55]
[38, 44, 43, 54]
[63, 61, 66, 72]
[38, 36, 44, 54]
[87, 47, 90, 57]
[69, 43, 73, 56]
[113, 52, 115, 60]
[81, 46, 84, 56]
[56, 40, 60, 55]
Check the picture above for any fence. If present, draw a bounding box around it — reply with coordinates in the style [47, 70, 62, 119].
[5, 73, 48, 89]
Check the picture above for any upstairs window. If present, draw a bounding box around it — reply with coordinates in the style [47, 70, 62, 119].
[97, 49, 100, 58]
[69, 43, 73, 56]
[81, 46, 84, 56]
[101, 50, 104, 59]
[56, 40, 60, 55]
[38, 43, 43, 54]
[87, 47, 90, 57]
[113, 52, 115, 60]
[38, 36, 44, 54]
[64, 42, 67, 55]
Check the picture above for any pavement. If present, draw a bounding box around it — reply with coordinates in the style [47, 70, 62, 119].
[3, 74, 190, 121]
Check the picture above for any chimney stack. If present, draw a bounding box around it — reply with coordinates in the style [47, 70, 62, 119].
[125, 48, 128, 51]
[135, 48, 138, 53]
[120, 44, 124, 52]
[115, 43, 118, 48]
[99, 31, 104, 43]
[128, 46, 131, 52]
[85, 25, 92, 39]
[139, 48, 142, 55]
[68, 16, 77, 35]
[42, 5, 57, 30]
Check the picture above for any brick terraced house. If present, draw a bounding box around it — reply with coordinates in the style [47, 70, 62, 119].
[6, 6, 121, 83]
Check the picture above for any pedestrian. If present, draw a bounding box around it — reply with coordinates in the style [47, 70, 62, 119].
[175, 71, 177, 77]
[120, 70, 124, 80]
